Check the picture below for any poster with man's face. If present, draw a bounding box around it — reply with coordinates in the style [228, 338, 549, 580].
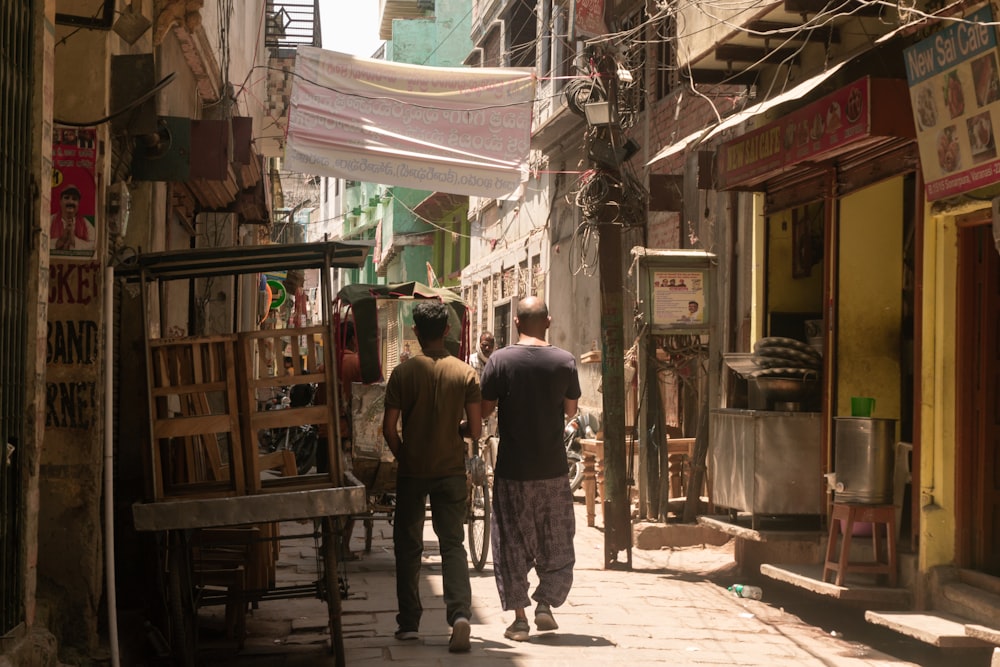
[651, 270, 707, 327]
[50, 126, 98, 257]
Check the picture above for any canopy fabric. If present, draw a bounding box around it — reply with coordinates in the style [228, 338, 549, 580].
[335, 282, 468, 383]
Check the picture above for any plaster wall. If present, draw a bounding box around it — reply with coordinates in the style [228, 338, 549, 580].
[766, 206, 824, 315]
[39, 15, 111, 655]
[674, 0, 781, 69]
[836, 177, 903, 420]
[919, 212, 959, 571]
[19, 1, 57, 659]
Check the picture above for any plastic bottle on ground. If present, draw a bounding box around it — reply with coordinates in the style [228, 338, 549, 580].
[728, 584, 763, 600]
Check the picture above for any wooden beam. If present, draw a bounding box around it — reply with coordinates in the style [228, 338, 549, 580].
[715, 44, 801, 66]
[682, 68, 759, 87]
[784, 0, 884, 17]
[745, 20, 840, 43]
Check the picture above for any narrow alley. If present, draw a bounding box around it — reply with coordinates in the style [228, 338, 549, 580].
[190, 502, 988, 667]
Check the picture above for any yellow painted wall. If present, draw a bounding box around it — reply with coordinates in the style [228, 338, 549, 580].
[919, 212, 960, 570]
[766, 204, 824, 316]
[836, 179, 903, 421]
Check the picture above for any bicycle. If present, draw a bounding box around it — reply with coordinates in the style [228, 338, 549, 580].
[466, 436, 492, 571]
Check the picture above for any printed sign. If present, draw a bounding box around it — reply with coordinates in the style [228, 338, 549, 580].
[651, 270, 707, 327]
[50, 126, 99, 257]
[904, 6, 1000, 200]
[717, 78, 878, 189]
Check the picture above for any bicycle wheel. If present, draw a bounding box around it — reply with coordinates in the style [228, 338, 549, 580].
[467, 481, 490, 571]
[289, 428, 317, 474]
[568, 451, 585, 492]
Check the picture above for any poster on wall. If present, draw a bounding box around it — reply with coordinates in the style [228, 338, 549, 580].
[50, 126, 99, 257]
[904, 5, 1000, 200]
[650, 270, 708, 327]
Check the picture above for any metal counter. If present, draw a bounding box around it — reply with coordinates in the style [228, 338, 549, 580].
[710, 409, 824, 516]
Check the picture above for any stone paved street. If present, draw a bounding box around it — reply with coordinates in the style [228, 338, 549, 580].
[195, 503, 993, 666]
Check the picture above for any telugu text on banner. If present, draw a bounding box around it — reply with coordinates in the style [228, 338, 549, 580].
[284, 48, 535, 199]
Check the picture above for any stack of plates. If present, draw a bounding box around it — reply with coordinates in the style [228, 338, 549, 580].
[749, 337, 821, 380]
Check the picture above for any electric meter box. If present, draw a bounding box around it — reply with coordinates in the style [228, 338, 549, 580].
[632, 247, 715, 336]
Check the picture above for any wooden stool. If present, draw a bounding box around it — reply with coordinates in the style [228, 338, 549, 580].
[822, 503, 897, 587]
[579, 438, 605, 527]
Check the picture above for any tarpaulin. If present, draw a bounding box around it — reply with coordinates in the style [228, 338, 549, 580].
[285, 47, 535, 198]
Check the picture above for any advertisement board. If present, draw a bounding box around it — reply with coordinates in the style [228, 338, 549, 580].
[633, 249, 715, 335]
[904, 5, 1000, 200]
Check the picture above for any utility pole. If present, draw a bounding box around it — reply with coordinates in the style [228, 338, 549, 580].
[590, 51, 631, 569]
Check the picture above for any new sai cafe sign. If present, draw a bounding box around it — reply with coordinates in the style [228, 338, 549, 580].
[904, 5, 1000, 200]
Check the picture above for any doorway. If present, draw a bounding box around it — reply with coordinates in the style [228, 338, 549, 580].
[957, 222, 1000, 573]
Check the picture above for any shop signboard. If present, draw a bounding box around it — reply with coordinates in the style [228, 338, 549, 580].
[716, 77, 910, 190]
[904, 5, 1000, 200]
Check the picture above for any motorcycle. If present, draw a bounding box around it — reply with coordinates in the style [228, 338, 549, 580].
[258, 384, 319, 475]
[564, 411, 597, 493]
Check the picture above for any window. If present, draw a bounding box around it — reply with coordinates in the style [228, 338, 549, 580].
[655, 14, 677, 100]
[506, 0, 537, 68]
[494, 301, 512, 348]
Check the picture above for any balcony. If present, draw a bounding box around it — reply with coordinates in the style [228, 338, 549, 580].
[675, 0, 893, 86]
[379, 0, 435, 40]
[265, 1, 320, 51]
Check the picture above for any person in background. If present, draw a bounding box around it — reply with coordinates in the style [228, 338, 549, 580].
[480, 296, 581, 642]
[467, 331, 495, 380]
[468, 331, 497, 448]
[315, 321, 362, 558]
[382, 300, 481, 653]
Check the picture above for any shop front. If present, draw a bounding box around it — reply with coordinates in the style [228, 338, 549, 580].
[707, 73, 920, 591]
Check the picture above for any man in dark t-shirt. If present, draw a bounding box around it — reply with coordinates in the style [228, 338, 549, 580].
[480, 296, 581, 642]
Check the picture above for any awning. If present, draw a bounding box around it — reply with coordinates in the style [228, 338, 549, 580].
[413, 191, 468, 219]
[646, 61, 847, 166]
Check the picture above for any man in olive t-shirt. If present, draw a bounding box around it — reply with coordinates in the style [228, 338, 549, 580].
[382, 300, 481, 653]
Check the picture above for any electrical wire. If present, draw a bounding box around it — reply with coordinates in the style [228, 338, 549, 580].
[54, 73, 178, 127]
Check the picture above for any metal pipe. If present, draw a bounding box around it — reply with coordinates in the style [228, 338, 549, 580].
[104, 264, 120, 666]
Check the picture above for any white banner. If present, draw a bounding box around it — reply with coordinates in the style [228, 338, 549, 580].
[284, 47, 535, 199]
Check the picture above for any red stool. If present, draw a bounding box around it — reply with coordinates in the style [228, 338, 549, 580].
[822, 502, 897, 586]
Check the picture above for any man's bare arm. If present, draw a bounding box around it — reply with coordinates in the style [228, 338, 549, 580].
[382, 406, 402, 457]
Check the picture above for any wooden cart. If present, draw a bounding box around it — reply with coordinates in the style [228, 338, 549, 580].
[123, 241, 370, 666]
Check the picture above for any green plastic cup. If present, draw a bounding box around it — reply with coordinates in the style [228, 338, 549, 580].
[851, 397, 875, 417]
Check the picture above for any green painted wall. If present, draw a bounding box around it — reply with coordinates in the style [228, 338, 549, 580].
[389, 0, 473, 67]
[372, 0, 474, 285]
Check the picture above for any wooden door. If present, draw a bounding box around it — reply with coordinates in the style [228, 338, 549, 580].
[958, 224, 1000, 573]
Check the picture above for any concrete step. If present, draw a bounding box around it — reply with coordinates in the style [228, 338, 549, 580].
[960, 568, 1000, 597]
[865, 610, 989, 648]
[966, 623, 1000, 646]
[941, 581, 1000, 627]
[760, 563, 910, 607]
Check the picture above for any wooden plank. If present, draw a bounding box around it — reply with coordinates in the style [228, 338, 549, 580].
[154, 414, 232, 438]
[150, 334, 239, 346]
[253, 405, 328, 430]
[222, 338, 246, 495]
[150, 381, 228, 396]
